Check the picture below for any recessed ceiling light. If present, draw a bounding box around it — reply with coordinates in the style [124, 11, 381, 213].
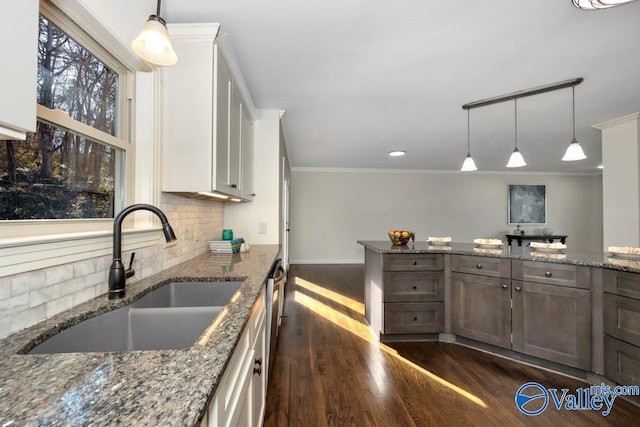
[388, 150, 406, 157]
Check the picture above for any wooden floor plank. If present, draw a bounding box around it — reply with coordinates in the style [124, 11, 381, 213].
[265, 264, 640, 426]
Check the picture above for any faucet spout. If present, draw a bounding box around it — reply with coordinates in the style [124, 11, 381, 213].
[108, 204, 177, 300]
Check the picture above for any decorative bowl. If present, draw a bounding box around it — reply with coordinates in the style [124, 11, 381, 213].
[388, 230, 415, 246]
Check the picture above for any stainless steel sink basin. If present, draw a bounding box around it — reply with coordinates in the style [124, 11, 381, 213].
[132, 281, 243, 308]
[28, 281, 242, 353]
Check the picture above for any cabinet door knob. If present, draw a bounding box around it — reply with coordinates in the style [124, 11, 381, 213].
[515, 286, 522, 292]
[545, 271, 552, 278]
[412, 285, 417, 290]
[502, 284, 508, 289]
[412, 261, 417, 266]
[413, 317, 418, 321]
[476, 264, 483, 269]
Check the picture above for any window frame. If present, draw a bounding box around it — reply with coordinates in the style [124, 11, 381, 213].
[0, 0, 135, 240]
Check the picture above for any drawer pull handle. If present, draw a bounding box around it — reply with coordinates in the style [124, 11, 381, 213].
[502, 284, 508, 289]
[413, 317, 418, 321]
[412, 261, 417, 266]
[515, 286, 522, 292]
[254, 357, 263, 376]
[476, 264, 483, 269]
[412, 285, 417, 290]
[545, 271, 552, 278]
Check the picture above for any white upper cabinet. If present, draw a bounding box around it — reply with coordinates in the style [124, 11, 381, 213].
[0, 0, 38, 140]
[161, 24, 254, 200]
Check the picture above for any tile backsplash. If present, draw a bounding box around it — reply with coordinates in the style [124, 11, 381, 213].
[0, 194, 224, 338]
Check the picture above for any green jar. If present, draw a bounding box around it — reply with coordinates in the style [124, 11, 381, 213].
[222, 229, 233, 240]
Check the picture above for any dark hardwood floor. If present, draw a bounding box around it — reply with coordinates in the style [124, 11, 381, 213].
[264, 264, 640, 427]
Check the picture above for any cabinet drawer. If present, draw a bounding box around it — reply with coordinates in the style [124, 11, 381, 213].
[383, 271, 444, 302]
[604, 269, 640, 300]
[383, 302, 444, 334]
[512, 260, 590, 289]
[604, 335, 640, 386]
[383, 254, 443, 272]
[451, 255, 511, 278]
[604, 293, 640, 347]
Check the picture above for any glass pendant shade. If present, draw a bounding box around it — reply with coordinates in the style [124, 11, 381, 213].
[507, 148, 527, 168]
[461, 154, 477, 171]
[572, 0, 637, 9]
[562, 138, 587, 161]
[132, 1, 177, 67]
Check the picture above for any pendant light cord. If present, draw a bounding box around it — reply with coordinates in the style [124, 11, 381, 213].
[467, 109, 471, 155]
[514, 99, 518, 150]
[572, 85, 576, 139]
[156, 0, 162, 17]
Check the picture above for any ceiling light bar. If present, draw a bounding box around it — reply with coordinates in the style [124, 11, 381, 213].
[462, 78, 583, 111]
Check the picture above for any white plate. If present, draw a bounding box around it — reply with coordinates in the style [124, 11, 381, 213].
[475, 243, 503, 249]
[427, 241, 451, 246]
[530, 247, 565, 253]
[609, 252, 640, 260]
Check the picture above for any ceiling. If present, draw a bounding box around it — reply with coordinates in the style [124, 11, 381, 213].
[160, 0, 640, 173]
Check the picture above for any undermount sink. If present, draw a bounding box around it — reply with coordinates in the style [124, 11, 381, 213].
[28, 281, 243, 354]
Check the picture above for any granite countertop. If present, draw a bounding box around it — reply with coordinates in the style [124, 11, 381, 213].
[0, 245, 279, 426]
[357, 240, 640, 273]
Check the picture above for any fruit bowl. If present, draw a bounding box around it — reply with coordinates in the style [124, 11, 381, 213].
[388, 230, 415, 246]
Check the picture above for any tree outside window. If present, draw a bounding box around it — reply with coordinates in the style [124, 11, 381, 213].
[0, 15, 124, 220]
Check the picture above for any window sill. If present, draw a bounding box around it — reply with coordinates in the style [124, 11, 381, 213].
[0, 227, 165, 278]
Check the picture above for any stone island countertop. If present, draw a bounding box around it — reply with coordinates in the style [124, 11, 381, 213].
[357, 240, 640, 273]
[0, 245, 279, 426]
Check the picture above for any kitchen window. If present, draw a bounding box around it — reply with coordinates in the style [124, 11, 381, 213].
[0, 2, 133, 237]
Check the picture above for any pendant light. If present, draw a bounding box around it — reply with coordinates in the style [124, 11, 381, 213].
[461, 109, 477, 171]
[132, 0, 178, 67]
[506, 99, 526, 168]
[572, 0, 637, 10]
[562, 85, 587, 161]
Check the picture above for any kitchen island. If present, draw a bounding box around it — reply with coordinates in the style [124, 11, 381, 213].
[359, 240, 640, 393]
[0, 245, 279, 426]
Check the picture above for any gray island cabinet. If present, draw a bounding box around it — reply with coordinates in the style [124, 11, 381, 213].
[364, 250, 444, 340]
[359, 240, 640, 390]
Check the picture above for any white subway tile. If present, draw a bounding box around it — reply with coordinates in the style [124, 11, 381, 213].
[0, 316, 11, 339]
[85, 270, 107, 288]
[73, 259, 97, 277]
[58, 277, 87, 297]
[46, 295, 74, 318]
[0, 294, 30, 316]
[30, 286, 61, 307]
[11, 305, 46, 333]
[72, 287, 96, 306]
[0, 281, 10, 300]
[11, 270, 46, 295]
[45, 264, 74, 286]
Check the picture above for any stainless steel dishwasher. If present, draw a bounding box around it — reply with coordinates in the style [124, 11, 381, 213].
[265, 258, 286, 383]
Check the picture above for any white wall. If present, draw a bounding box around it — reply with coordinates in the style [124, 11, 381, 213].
[224, 110, 281, 245]
[289, 169, 603, 263]
[597, 113, 640, 250]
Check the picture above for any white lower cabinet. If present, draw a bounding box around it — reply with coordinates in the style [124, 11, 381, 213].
[205, 288, 266, 427]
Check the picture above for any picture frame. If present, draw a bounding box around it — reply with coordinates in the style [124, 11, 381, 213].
[508, 184, 546, 225]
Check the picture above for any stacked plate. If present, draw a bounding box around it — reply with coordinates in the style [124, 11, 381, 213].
[427, 236, 452, 246]
[608, 246, 640, 260]
[473, 238, 503, 248]
[529, 241, 567, 253]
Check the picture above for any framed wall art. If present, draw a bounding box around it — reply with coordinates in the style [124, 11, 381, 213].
[508, 184, 546, 225]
